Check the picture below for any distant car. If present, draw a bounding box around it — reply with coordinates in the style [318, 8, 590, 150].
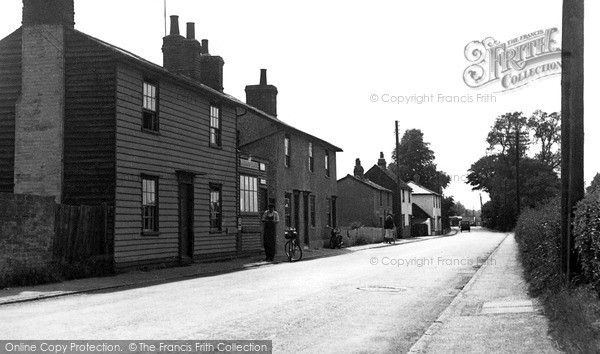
[460, 221, 471, 232]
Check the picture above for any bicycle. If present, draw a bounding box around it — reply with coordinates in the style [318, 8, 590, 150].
[284, 228, 302, 262]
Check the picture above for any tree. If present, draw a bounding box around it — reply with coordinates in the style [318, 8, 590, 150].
[528, 110, 561, 170]
[452, 201, 466, 216]
[390, 129, 450, 193]
[587, 173, 600, 194]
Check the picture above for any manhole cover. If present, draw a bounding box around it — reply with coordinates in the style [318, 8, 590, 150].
[357, 286, 407, 292]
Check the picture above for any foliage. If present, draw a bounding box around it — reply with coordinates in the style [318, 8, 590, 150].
[514, 197, 600, 353]
[514, 197, 564, 296]
[390, 129, 450, 193]
[452, 201, 466, 216]
[573, 191, 600, 294]
[467, 110, 561, 231]
[587, 173, 600, 194]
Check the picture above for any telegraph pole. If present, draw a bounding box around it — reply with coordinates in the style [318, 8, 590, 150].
[515, 119, 521, 214]
[395, 121, 402, 238]
[561, 0, 584, 281]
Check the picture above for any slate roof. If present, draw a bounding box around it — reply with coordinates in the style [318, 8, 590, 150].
[367, 165, 412, 190]
[412, 203, 433, 219]
[68, 28, 343, 152]
[338, 174, 392, 192]
[407, 181, 442, 196]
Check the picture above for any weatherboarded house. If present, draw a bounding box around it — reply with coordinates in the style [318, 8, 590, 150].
[0, 0, 267, 269]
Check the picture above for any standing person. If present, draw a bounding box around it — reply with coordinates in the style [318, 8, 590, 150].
[384, 213, 395, 243]
[261, 204, 279, 261]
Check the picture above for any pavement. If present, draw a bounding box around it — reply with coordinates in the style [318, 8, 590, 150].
[0, 233, 443, 306]
[408, 233, 562, 353]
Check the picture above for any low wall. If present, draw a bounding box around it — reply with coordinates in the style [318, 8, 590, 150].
[0, 193, 56, 272]
[339, 227, 385, 246]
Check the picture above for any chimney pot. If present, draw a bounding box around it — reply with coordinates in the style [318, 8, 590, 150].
[354, 158, 365, 179]
[260, 69, 267, 85]
[170, 15, 180, 35]
[201, 39, 209, 53]
[186, 22, 195, 39]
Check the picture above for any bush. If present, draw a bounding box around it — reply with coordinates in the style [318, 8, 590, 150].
[514, 197, 564, 296]
[348, 221, 362, 230]
[573, 191, 600, 294]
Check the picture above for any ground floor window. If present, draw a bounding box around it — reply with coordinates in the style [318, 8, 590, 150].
[284, 193, 292, 227]
[210, 184, 222, 231]
[240, 175, 258, 213]
[310, 195, 316, 227]
[142, 175, 159, 233]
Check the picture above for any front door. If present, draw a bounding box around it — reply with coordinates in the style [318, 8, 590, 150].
[178, 176, 194, 261]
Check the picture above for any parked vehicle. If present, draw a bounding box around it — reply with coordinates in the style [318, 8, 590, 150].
[460, 221, 471, 232]
[284, 228, 302, 262]
[329, 227, 343, 249]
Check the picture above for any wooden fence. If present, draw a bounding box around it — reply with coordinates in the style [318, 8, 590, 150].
[54, 204, 109, 264]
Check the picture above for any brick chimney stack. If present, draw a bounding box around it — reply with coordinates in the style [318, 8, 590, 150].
[245, 69, 278, 117]
[354, 158, 364, 179]
[377, 152, 387, 168]
[162, 15, 224, 92]
[15, 0, 75, 201]
[22, 0, 74, 28]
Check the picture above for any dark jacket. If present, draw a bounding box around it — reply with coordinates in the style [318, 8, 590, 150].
[384, 216, 395, 229]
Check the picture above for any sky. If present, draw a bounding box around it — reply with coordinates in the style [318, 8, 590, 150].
[1, 0, 598, 210]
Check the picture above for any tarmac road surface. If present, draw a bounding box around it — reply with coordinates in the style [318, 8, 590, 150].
[0, 228, 506, 353]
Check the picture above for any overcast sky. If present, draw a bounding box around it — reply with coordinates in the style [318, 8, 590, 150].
[1, 0, 598, 210]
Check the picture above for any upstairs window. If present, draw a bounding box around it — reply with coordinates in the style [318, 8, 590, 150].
[142, 176, 159, 233]
[325, 150, 330, 177]
[284, 135, 291, 167]
[142, 82, 158, 131]
[210, 105, 221, 146]
[402, 190, 406, 202]
[308, 142, 314, 172]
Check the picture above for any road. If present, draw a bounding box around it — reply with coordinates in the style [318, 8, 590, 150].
[0, 228, 507, 353]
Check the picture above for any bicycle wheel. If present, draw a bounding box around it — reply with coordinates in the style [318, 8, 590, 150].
[286, 241, 302, 262]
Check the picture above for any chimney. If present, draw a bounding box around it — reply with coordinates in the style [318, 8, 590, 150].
[245, 69, 278, 117]
[15, 0, 73, 201]
[377, 152, 387, 168]
[186, 22, 195, 39]
[22, 0, 75, 28]
[413, 174, 420, 184]
[354, 158, 364, 179]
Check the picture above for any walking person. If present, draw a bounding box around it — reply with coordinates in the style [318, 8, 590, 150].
[384, 213, 395, 243]
[261, 203, 279, 261]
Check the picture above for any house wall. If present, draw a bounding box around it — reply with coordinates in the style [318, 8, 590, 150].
[113, 63, 238, 269]
[239, 113, 339, 250]
[62, 29, 116, 208]
[413, 194, 442, 235]
[337, 178, 393, 228]
[0, 29, 21, 194]
[364, 167, 412, 235]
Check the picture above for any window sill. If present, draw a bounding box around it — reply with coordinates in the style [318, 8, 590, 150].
[209, 228, 223, 234]
[210, 144, 223, 150]
[141, 128, 161, 135]
[141, 231, 160, 236]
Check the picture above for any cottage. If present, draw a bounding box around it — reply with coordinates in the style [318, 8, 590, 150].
[238, 70, 342, 249]
[0, 0, 268, 269]
[337, 159, 393, 228]
[407, 181, 443, 235]
[364, 152, 412, 237]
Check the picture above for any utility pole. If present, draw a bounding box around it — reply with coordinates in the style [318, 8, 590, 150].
[395, 121, 402, 238]
[561, 0, 584, 282]
[515, 120, 521, 214]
